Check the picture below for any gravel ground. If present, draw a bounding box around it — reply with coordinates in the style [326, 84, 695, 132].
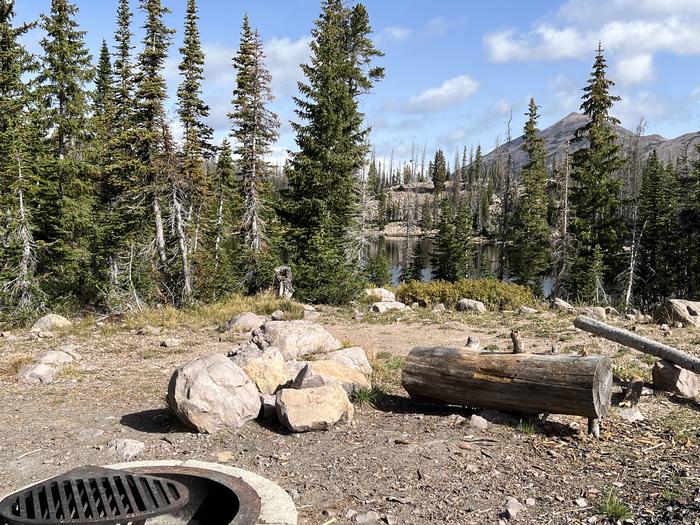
[1, 308, 699, 524]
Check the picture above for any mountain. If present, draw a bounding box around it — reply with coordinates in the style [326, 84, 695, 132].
[481, 112, 700, 174]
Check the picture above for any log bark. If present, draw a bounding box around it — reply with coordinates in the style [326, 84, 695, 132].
[574, 316, 700, 374]
[402, 347, 612, 419]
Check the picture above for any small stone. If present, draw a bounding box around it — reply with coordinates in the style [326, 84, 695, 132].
[227, 343, 264, 367]
[76, 428, 105, 442]
[222, 312, 266, 333]
[457, 298, 487, 313]
[354, 510, 382, 524]
[0, 331, 11, 337]
[575, 497, 588, 507]
[371, 301, 410, 314]
[552, 298, 573, 310]
[137, 326, 161, 336]
[469, 414, 489, 430]
[519, 306, 538, 315]
[36, 350, 75, 366]
[432, 303, 446, 313]
[270, 310, 285, 321]
[525, 498, 536, 506]
[465, 336, 481, 350]
[31, 314, 72, 333]
[618, 407, 645, 423]
[365, 288, 396, 302]
[160, 338, 181, 348]
[216, 451, 234, 463]
[16, 364, 57, 384]
[448, 414, 466, 424]
[108, 438, 145, 461]
[504, 497, 526, 520]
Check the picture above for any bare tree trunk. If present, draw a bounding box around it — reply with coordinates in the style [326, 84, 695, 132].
[172, 186, 192, 300]
[127, 242, 143, 311]
[622, 209, 646, 309]
[153, 191, 167, 267]
[15, 150, 34, 308]
[192, 203, 202, 254]
[498, 110, 514, 281]
[214, 189, 224, 266]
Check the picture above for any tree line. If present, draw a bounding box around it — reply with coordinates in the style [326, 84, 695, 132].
[367, 45, 699, 309]
[0, 0, 384, 320]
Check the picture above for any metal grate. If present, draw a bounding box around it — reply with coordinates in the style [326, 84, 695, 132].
[0, 466, 189, 525]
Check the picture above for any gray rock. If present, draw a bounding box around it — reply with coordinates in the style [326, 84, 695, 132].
[504, 497, 526, 520]
[525, 497, 536, 507]
[465, 336, 481, 350]
[276, 385, 354, 433]
[618, 407, 645, 423]
[227, 343, 264, 367]
[30, 314, 72, 333]
[270, 310, 285, 321]
[552, 298, 573, 310]
[253, 320, 342, 360]
[223, 312, 266, 333]
[243, 347, 291, 395]
[160, 338, 182, 348]
[137, 326, 161, 336]
[365, 288, 396, 302]
[519, 306, 538, 315]
[36, 350, 75, 366]
[432, 303, 446, 313]
[652, 359, 700, 398]
[16, 364, 57, 384]
[469, 414, 489, 430]
[324, 347, 372, 375]
[574, 306, 607, 320]
[371, 301, 410, 314]
[605, 306, 621, 318]
[260, 394, 277, 419]
[293, 361, 370, 394]
[354, 510, 382, 524]
[457, 298, 487, 313]
[655, 299, 700, 327]
[167, 353, 261, 433]
[108, 439, 145, 461]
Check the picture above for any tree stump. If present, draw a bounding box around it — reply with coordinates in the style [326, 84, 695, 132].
[274, 266, 294, 299]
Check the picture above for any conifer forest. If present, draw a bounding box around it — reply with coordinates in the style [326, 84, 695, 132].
[1, 0, 699, 321]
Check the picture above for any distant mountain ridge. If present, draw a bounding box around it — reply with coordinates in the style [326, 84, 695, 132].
[482, 112, 700, 174]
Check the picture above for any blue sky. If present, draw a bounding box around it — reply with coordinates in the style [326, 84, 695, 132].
[17, 0, 700, 165]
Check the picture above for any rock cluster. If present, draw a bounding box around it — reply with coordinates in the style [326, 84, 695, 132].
[167, 316, 372, 434]
[16, 342, 80, 385]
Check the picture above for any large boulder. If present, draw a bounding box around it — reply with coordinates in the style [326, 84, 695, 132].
[243, 347, 292, 395]
[16, 364, 57, 384]
[36, 350, 75, 366]
[652, 359, 700, 398]
[275, 385, 354, 432]
[30, 314, 72, 333]
[574, 306, 607, 320]
[365, 288, 396, 302]
[227, 343, 264, 367]
[655, 299, 700, 328]
[293, 360, 371, 394]
[222, 312, 266, 333]
[253, 321, 342, 360]
[456, 299, 486, 313]
[552, 298, 574, 310]
[371, 301, 409, 314]
[167, 353, 261, 433]
[324, 347, 372, 375]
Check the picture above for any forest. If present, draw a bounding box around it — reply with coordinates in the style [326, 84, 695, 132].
[1, 0, 699, 322]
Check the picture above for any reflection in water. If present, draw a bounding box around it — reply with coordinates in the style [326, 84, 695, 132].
[369, 237, 500, 285]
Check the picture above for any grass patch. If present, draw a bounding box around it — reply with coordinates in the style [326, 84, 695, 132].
[613, 360, 652, 382]
[596, 489, 632, 520]
[126, 292, 304, 330]
[662, 406, 700, 446]
[516, 419, 536, 435]
[351, 385, 388, 408]
[58, 364, 82, 381]
[396, 278, 536, 311]
[661, 472, 693, 503]
[0, 354, 33, 378]
[371, 352, 406, 388]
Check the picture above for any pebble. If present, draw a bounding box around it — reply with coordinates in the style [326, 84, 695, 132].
[354, 510, 382, 524]
[504, 497, 526, 520]
[469, 415, 489, 430]
[160, 338, 182, 348]
[108, 438, 145, 461]
[576, 497, 588, 507]
[526, 497, 536, 506]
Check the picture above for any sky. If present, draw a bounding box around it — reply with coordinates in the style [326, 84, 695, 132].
[16, 0, 700, 165]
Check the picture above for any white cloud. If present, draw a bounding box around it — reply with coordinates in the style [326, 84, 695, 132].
[615, 54, 655, 85]
[425, 17, 465, 37]
[614, 90, 669, 126]
[406, 75, 479, 113]
[379, 26, 413, 42]
[264, 36, 311, 96]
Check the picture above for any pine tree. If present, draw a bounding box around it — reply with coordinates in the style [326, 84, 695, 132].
[37, 0, 95, 302]
[133, 0, 174, 273]
[368, 157, 381, 198]
[431, 198, 457, 281]
[453, 199, 475, 279]
[635, 151, 680, 304]
[431, 149, 447, 193]
[0, 1, 43, 316]
[509, 98, 550, 291]
[403, 238, 426, 282]
[283, 0, 383, 303]
[365, 247, 391, 286]
[94, 40, 113, 123]
[568, 43, 625, 300]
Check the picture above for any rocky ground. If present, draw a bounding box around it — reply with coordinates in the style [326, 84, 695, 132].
[1, 304, 699, 524]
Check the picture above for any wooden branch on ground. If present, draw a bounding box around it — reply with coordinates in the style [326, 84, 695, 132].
[402, 347, 612, 420]
[574, 316, 700, 374]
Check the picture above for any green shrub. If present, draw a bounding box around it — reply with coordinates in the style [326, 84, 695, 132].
[396, 278, 535, 311]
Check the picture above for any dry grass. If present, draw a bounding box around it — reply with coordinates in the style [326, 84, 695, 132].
[124, 293, 305, 330]
[58, 364, 83, 381]
[0, 354, 33, 379]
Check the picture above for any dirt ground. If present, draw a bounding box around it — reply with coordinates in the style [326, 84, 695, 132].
[1, 307, 699, 524]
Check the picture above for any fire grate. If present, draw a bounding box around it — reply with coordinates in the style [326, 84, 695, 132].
[0, 466, 189, 525]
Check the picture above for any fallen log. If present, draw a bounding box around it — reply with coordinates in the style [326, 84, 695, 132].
[574, 316, 700, 375]
[401, 347, 612, 420]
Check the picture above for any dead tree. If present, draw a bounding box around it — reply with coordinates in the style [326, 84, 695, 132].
[274, 266, 294, 299]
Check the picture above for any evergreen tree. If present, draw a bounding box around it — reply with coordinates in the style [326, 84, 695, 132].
[368, 157, 381, 198]
[37, 0, 95, 302]
[419, 196, 433, 231]
[431, 149, 447, 193]
[365, 247, 391, 286]
[453, 199, 475, 279]
[635, 151, 680, 304]
[431, 198, 458, 281]
[0, 1, 43, 316]
[403, 238, 426, 282]
[509, 98, 550, 291]
[94, 40, 113, 122]
[568, 43, 625, 300]
[283, 0, 383, 303]
[177, 0, 213, 198]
